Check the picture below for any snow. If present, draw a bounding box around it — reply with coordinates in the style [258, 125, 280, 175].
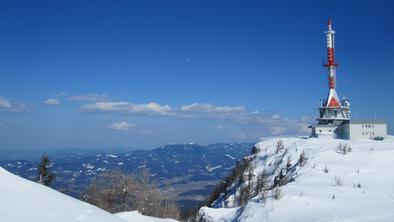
[82, 163, 94, 169]
[206, 165, 222, 172]
[0, 167, 124, 222]
[0, 168, 178, 222]
[225, 154, 235, 160]
[199, 136, 394, 221]
[106, 154, 118, 158]
[115, 211, 178, 222]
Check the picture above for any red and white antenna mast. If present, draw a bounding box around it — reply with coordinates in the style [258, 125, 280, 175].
[316, 18, 350, 126]
[324, 17, 338, 90]
[322, 18, 341, 108]
[312, 18, 351, 138]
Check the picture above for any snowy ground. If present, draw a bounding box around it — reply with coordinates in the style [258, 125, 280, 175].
[0, 167, 177, 222]
[199, 136, 394, 222]
[115, 211, 178, 222]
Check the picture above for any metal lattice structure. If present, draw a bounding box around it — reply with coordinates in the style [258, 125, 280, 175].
[317, 18, 350, 127]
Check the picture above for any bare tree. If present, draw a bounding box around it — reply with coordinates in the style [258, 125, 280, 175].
[324, 165, 329, 173]
[276, 140, 284, 154]
[334, 176, 344, 186]
[239, 185, 250, 205]
[338, 143, 351, 155]
[84, 171, 137, 213]
[298, 151, 306, 166]
[255, 170, 270, 195]
[208, 157, 252, 206]
[286, 156, 292, 170]
[247, 168, 254, 197]
[83, 169, 180, 219]
[274, 188, 282, 200]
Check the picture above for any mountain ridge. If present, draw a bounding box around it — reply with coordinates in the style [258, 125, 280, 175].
[198, 136, 394, 221]
[1, 142, 253, 209]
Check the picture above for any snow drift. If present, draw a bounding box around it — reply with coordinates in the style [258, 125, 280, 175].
[198, 136, 394, 222]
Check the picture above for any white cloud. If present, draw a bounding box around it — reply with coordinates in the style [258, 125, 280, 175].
[181, 103, 245, 113]
[272, 114, 280, 119]
[298, 123, 312, 134]
[301, 115, 313, 122]
[69, 93, 110, 101]
[109, 121, 136, 130]
[55, 91, 67, 97]
[82, 102, 173, 116]
[44, 98, 60, 105]
[269, 127, 287, 136]
[179, 103, 246, 120]
[0, 97, 30, 112]
[0, 97, 12, 109]
[80, 99, 314, 137]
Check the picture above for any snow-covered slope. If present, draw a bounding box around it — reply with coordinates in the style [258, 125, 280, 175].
[0, 167, 125, 222]
[198, 136, 394, 222]
[0, 167, 177, 222]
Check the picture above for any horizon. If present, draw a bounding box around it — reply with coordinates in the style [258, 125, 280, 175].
[0, 0, 393, 150]
[1, 140, 256, 151]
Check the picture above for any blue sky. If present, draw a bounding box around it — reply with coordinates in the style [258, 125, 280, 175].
[0, 0, 393, 150]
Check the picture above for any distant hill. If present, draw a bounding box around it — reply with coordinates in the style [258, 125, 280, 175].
[0, 142, 253, 209]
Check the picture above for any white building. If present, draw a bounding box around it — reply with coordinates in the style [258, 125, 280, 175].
[337, 120, 387, 140]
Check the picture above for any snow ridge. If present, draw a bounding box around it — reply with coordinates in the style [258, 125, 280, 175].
[198, 136, 394, 222]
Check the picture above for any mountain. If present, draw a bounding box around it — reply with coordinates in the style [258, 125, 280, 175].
[0, 167, 175, 222]
[197, 136, 394, 221]
[0, 143, 253, 209]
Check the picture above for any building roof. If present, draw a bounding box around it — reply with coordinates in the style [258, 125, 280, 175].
[350, 120, 387, 124]
[314, 124, 338, 128]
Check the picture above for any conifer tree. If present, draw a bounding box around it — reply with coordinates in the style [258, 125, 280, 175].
[37, 153, 55, 186]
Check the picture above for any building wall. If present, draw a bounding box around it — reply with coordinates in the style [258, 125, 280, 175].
[314, 125, 338, 138]
[336, 124, 350, 140]
[349, 123, 387, 140]
[311, 121, 387, 140]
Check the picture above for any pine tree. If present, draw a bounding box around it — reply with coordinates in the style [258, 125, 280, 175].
[37, 153, 55, 186]
[299, 151, 306, 166]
